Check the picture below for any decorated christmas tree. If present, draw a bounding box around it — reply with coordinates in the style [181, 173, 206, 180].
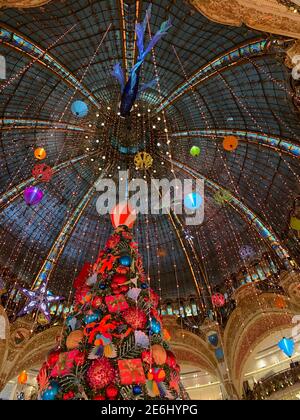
[37, 204, 188, 400]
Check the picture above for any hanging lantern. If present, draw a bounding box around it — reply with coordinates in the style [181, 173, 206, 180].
[34, 147, 47, 160]
[274, 296, 287, 310]
[223, 136, 238, 152]
[184, 192, 203, 210]
[32, 163, 53, 182]
[278, 337, 295, 358]
[18, 370, 28, 385]
[239, 245, 255, 261]
[71, 100, 88, 118]
[208, 332, 219, 347]
[290, 216, 300, 231]
[24, 186, 44, 206]
[211, 293, 225, 308]
[134, 152, 153, 170]
[190, 146, 201, 157]
[110, 202, 137, 229]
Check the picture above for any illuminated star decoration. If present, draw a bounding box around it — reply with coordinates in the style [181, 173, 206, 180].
[17, 281, 64, 322]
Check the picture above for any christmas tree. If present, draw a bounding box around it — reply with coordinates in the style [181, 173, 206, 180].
[37, 205, 188, 400]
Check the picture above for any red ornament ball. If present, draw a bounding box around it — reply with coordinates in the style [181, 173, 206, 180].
[93, 395, 106, 400]
[92, 296, 103, 309]
[87, 358, 116, 391]
[123, 307, 147, 330]
[106, 385, 119, 400]
[211, 293, 225, 308]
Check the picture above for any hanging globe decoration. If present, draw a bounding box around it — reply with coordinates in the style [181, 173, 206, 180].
[134, 151, 153, 170]
[223, 135, 239, 152]
[278, 337, 295, 358]
[290, 216, 300, 231]
[17, 370, 28, 385]
[239, 245, 256, 261]
[24, 186, 44, 206]
[184, 192, 203, 210]
[71, 100, 89, 118]
[207, 332, 219, 347]
[110, 202, 137, 229]
[32, 163, 53, 183]
[34, 147, 47, 160]
[211, 293, 225, 308]
[274, 296, 287, 310]
[190, 146, 201, 157]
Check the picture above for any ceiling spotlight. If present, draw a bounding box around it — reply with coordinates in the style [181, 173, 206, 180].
[96, 139, 100, 143]
[153, 170, 157, 174]
[164, 128, 168, 133]
[167, 140, 171, 145]
[86, 147, 90, 151]
[88, 124, 92, 128]
[153, 125, 157, 129]
[143, 175, 147, 179]
[96, 113, 100, 117]
[109, 174, 112, 178]
[134, 104, 138, 108]
[102, 156, 106, 160]
[85, 135, 88, 139]
[161, 162, 164, 165]
[99, 168, 102, 171]
[117, 112, 121, 116]
[138, 113, 141, 117]
[91, 158, 94, 162]
[157, 142, 161, 147]
[157, 117, 161, 121]
[101, 122, 105, 127]
[107, 106, 111, 110]
[117, 166, 121, 170]
[148, 109, 151, 113]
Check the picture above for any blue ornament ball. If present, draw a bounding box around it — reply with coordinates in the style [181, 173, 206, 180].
[133, 385, 142, 395]
[119, 255, 132, 267]
[71, 100, 88, 118]
[149, 318, 161, 334]
[141, 283, 149, 290]
[99, 284, 107, 290]
[84, 310, 101, 325]
[41, 381, 60, 400]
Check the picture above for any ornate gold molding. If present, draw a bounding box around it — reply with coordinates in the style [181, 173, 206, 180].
[0, 0, 52, 8]
[190, 0, 300, 39]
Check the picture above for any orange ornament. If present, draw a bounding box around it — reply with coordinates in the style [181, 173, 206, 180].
[34, 147, 47, 160]
[18, 370, 28, 385]
[66, 330, 84, 350]
[151, 344, 167, 365]
[223, 136, 238, 152]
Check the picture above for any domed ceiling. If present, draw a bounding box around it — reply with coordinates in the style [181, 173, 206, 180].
[0, 0, 300, 304]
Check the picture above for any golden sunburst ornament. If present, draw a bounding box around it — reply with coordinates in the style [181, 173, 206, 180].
[134, 151, 153, 170]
